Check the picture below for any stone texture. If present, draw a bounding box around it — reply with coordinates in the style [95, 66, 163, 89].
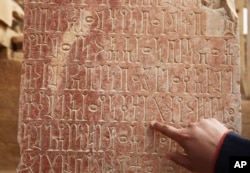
[18, 0, 241, 172]
[241, 99, 250, 139]
[243, 0, 250, 98]
[0, 59, 21, 170]
[0, 0, 24, 60]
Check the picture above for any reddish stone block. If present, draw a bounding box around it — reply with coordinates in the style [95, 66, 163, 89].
[18, 1, 241, 172]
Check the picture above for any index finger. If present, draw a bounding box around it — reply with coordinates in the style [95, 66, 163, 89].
[150, 120, 182, 142]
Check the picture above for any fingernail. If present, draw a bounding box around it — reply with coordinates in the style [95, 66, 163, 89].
[150, 120, 157, 127]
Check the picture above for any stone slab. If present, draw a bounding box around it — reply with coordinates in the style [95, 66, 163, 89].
[18, 0, 241, 172]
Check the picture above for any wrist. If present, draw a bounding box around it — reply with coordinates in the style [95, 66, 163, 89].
[212, 130, 232, 173]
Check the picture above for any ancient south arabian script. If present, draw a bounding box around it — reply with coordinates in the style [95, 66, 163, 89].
[18, 0, 241, 172]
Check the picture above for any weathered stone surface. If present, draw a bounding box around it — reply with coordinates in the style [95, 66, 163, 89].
[0, 0, 24, 60]
[0, 59, 21, 170]
[18, 0, 241, 172]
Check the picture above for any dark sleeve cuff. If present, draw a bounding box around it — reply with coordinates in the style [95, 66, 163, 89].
[214, 132, 250, 173]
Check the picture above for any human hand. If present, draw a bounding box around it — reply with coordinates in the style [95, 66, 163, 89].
[150, 118, 230, 173]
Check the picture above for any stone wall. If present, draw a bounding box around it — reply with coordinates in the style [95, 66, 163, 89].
[0, 59, 21, 170]
[14, 0, 24, 8]
[0, 0, 23, 170]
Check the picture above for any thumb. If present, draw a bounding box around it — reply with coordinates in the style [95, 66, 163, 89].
[167, 152, 194, 171]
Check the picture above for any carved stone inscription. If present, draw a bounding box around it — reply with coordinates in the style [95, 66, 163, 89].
[18, 0, 241, 172]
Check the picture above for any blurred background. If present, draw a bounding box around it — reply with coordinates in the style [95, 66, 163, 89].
[0, 0, 250, 172]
